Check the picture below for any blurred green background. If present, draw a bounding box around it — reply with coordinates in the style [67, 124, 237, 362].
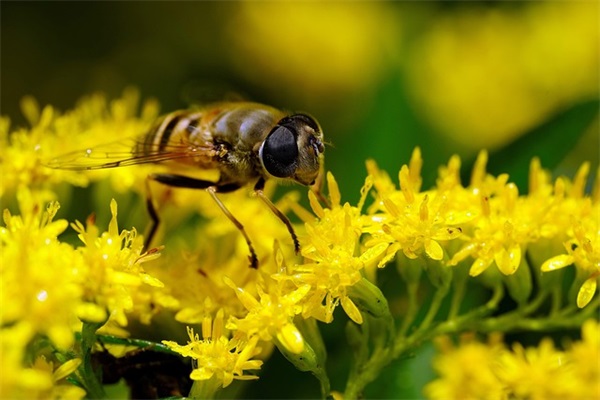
[2, 2, 598, 398]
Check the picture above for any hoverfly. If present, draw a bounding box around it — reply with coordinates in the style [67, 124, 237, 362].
[47, 102, 325, 268]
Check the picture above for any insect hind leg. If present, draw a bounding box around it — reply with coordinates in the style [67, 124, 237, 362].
[149, 173, 258, 268]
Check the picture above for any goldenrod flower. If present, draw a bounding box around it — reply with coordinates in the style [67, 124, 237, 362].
[162, 310, 263, 390]
[407, 2, 599, 149]
[496, 339, 575, 400]
[0, 89, 159, 200]
[0, 188, 97, 349]
[224, 247, 311, 354]
[541, 179, 600, 307]
[287, 173, 387, 324]
[423, 334, 506, 400]
[366, 162, 464, 264]
[3, 90, 597, 398]
[71, 199, 164, 326]
[568, 319, 600, 399]
[0, 323, 84, 399]
[426, 321, 600, 400]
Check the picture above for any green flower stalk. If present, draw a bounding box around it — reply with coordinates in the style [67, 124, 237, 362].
[1, 91, 598, 399]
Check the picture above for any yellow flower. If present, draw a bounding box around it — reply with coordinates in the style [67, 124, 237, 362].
[568, 319, 600, 399]
[0, 89, 159, 199]
[423, 333, 506, 400]
[426, 322, 600, 400]
[541, 220, 600, 308]
[407, 2, 599, 149]
[162, 309, 263, 389]
[496, 339, 576, 400]
[366, 160, 463, 265]
[0, 188, 97, 349]
[449, 153, 547, 276]
[0, 323, 84, 399]
[538, 163, 600, 307]
[147, 181, 297, 325]
[72, 199, 163, 326]
[287, 173, 386, 324]
[224, 246, 311, 354]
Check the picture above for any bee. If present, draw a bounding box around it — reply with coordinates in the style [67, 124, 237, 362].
[47, 102, 325, 268]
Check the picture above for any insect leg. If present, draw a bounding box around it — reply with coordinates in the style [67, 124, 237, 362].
[311, 157, 330, 207]
[149, 173, 258, 269]
[253, 178, 300, 254]
[205, 187, 258, 269]
[144, 178, 160, 249]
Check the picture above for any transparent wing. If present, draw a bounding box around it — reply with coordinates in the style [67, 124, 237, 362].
[44, 136, 216, 171]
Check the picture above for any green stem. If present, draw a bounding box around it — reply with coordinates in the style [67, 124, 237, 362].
[399, 281, 419, 336]
[343, 346, 392, 400]
[414, 282, 450, 334]
[550, 282, 563, 315]
[188, 378, 221, 400]
[315, 366, 331, 399]
[478, 287, 549, 332]
[448, 273, 467, 319]
[79, 321, 107, 399]
[435, 284, 504, 335]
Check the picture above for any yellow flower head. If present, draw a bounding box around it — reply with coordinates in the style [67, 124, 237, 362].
[0, 89, 159, 200]
[0, 323, 84, 400]
[287, 173, 386, 324]
[0, 188, 95, 349]
[71, 199, 163, 326]
[225, 245, 311, 355]
[424, 333, 506, 400]
[162, 309, 263, 389]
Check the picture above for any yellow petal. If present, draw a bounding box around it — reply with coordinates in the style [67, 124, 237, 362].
[276, 323, 305, 354]
[470, 257, 492, 277]
[341, 296, 363, 324]
[140, 273, 164, 287]
[541, 254, 573, 271]
[495, 245, 521, 275]
[53, 358, 82, 381]
[326, 171, 341, 207]
[190, 367, 214, 381]
[577, 277, 597, 308]
[425, 239, 444, 261]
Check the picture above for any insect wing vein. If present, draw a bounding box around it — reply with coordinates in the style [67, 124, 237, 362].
[45, 137, 213, 170]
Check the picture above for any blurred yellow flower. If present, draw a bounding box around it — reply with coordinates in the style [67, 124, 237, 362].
[424, 333, 506, 400]
[228, 2, 397, 108]
[0, 188, 93, 349]
[407, 2, 599, 149]
[425, 321, 600, 400]
[0, 323, 84, 399]
[0, 88, 159, 201]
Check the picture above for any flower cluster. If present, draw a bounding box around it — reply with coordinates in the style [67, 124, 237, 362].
[0, 188, 166, 397]
[1, 91, 597, 398]
[162, 310, 263, 392]
[424, 319, 600, 399]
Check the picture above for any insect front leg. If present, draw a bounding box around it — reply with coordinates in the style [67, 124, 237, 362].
[149, 173, 259, 269]
[311, 156, 330, 208]
[253, 178, 300, 254]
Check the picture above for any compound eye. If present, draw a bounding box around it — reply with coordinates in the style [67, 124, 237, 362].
[261, 125, 299, 178]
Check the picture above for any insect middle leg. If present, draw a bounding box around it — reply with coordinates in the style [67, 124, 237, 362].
[148, 173, 258, 268]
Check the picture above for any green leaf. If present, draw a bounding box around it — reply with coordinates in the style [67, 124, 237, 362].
[462, 98, 599, 191]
